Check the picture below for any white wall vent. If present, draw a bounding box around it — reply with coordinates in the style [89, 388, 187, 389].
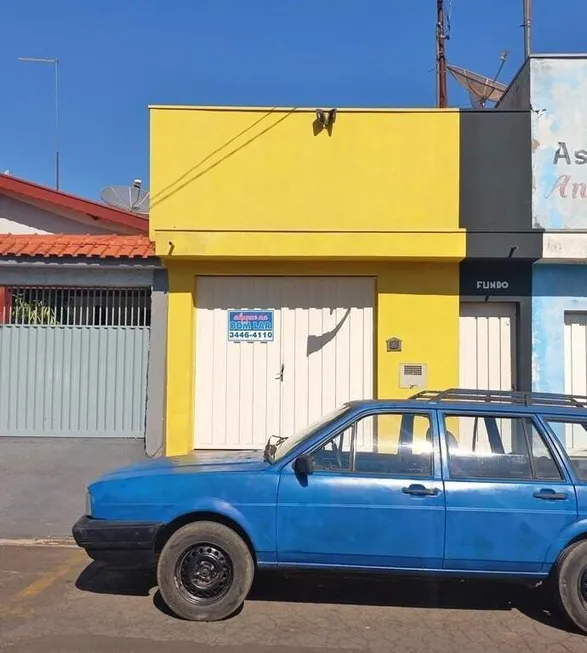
[399, 363, 427, 389]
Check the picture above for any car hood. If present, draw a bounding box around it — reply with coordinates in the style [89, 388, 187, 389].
[94, 449, 269, 481]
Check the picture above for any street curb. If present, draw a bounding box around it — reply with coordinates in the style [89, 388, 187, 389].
[0, 537, 77, 548]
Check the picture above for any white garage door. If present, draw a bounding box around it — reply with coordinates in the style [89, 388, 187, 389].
[194, 276, 374, 449]
[564, 312, 587, 449]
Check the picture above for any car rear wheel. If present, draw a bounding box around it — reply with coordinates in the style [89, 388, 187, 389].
[157, 521, 254, 621]
[554, 540, 587, 633]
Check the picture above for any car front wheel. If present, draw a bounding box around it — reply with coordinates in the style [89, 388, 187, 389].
[157, 521, 254, 621]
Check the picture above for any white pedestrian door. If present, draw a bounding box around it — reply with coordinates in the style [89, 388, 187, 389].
[459, 302, 516, 392]
[564, 312, 587, 449]
[194, 277, 374, 450]
[458, 302, 517, 450]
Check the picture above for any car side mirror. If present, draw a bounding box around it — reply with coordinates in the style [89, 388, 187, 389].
[293, 454, 314, 476]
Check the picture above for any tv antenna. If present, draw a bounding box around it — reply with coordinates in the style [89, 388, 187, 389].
[447, 51, 509, 108]
[523, 0, 532, 59]
[100, 179, 150, 215]
[436, 0, 449, 108]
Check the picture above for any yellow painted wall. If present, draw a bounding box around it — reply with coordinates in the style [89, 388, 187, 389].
[165, 263, 196, 456]
[164, 260, 459, 456]
[150, 107, 462, 258]
[153, 230, 464, 261]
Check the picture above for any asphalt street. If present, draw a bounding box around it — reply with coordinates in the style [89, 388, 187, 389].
[1, 544, 587, 652]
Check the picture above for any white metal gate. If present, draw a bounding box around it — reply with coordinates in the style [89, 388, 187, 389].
[564, 312, 587, 449]
[0, 287, 150, 437]
[459, 302, 516, 391]
[458, 302, 517, 450]
[194, 276, 374, 450]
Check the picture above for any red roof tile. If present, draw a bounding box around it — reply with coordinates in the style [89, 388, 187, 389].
[0, 235, 155, 259]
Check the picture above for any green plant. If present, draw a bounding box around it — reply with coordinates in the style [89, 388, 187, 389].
[12, 294, 58, 325]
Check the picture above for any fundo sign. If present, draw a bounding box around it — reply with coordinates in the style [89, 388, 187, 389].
[476, 281, 510, 291]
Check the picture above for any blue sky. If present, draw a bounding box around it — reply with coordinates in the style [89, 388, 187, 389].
[1, 0, 585, 201]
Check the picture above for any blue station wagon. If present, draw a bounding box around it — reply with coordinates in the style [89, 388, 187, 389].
[73, 388, 587, 631]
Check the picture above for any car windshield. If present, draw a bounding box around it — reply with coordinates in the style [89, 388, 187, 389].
[270, 406, 350, 463]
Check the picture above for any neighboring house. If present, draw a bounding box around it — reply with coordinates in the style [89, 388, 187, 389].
[499, 55, 587, 422]
[0, 174, 166, 456]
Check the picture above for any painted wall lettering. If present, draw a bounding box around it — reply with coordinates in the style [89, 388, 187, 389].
[460, 260, 531, 297]
[476, 281, 510, 291]
[552, 141, 587, 166]
[532, 59, 587, 228]
[545, 175, 587, 200]
[544, 143, 587, 200]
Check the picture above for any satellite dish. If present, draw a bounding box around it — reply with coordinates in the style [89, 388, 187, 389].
[100, 179, 150, 214]
[448, 52, 510, 109]
[448, 64, 508, 108]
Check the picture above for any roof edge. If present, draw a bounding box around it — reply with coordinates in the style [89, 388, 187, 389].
[0, 174, 149, 233]
[0, 233, 156, 260]
[149, 105, 461, 113]
[529, 52, 587, 59]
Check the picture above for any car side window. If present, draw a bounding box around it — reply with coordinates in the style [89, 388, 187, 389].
[311, 412, 433, 477]
[442, 414, 562, 481]
[544, 418, 587, 481]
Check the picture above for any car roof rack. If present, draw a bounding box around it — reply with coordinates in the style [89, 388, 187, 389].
[409, 388, 587, 408]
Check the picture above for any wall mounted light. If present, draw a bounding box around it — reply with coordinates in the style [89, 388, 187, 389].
[314, 108, 337, 136]
[315, 108, 337, 128]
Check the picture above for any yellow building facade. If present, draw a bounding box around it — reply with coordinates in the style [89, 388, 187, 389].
[150, 106, 464, 456]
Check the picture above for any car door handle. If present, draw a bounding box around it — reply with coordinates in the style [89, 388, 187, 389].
[533, 489, 568, 501]
[402, 484, 439, 497]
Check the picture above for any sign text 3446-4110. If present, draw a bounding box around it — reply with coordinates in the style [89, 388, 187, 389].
[228, 310, 274, 342]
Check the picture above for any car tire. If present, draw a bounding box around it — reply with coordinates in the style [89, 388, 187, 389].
[157, 521, 254, 622]
[554, 539, 587, 633]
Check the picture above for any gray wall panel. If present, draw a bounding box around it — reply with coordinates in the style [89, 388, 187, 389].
[0, 326, 149, 437]
[466, 232, 542, 259]
[460, 111, 538, 259]
[145, 269, 168, 457]
[496, 61, 531, 110]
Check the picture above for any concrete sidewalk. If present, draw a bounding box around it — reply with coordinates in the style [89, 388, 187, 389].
[0, 437, 145, 540]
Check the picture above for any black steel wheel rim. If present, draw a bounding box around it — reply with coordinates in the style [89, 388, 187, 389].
[580, 568, 587, 605]
[175, 543, 234, 605]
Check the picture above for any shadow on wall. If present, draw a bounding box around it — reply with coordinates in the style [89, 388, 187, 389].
[150, 108, 295, 211]
[533, 265, 587, 297]
[197, 289, 373, 311]
[191, 269, 459, 311]
[306, 307, 350, 356]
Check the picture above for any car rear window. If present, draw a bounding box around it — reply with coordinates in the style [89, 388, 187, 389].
[544, 418, 587, 481]
[442, 413, 562, 482]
